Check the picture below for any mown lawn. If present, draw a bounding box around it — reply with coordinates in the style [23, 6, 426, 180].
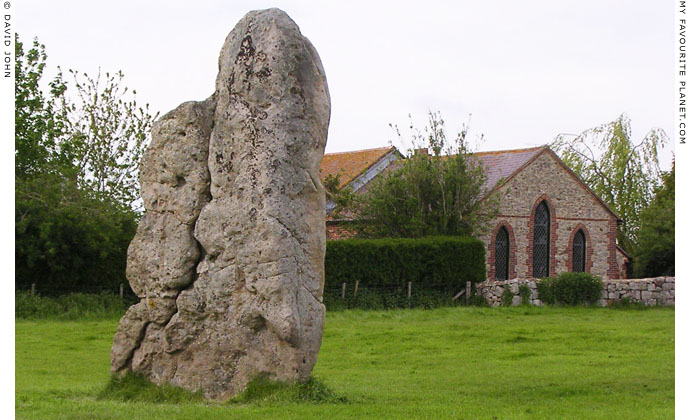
[16, 306, 674, 419]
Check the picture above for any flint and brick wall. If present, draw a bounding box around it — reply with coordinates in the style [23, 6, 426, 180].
[477, 277, 675, 307]
[480, 151, 620, 280]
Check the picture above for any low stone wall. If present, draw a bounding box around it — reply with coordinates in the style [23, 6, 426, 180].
[601, 277, 675, 307]
[476, 277, 675, 307]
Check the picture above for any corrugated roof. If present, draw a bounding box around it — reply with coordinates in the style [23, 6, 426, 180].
[319, 146, 396, 189]
[472, 146, 547, 192]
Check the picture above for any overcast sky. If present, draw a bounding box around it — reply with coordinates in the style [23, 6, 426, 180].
[18, 0, 674, 169]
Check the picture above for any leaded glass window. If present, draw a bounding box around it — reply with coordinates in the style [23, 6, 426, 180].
[573, 229, 586, 272]
[495, 226, 509, 280]
[533, 201, 550, 278]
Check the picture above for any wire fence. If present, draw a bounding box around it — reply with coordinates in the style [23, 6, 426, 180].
[17, 280, 476, 311]
[17, 282, 139, 306]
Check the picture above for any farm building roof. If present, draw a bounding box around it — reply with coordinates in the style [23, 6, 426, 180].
[319, 146, 398, 189]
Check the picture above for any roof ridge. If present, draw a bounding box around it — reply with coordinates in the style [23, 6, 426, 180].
[472, 145, 547, 156]
[323, 146, 393, 156]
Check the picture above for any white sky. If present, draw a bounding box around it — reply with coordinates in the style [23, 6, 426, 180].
[18, 0, 674, 170]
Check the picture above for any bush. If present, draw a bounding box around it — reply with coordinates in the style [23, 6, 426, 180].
[325, 236, 485, 293]
[16, 173, 138, 294]
[536, 277, 557, 305]
[15, 291, 127, 320]
[501, 288, 514, 307]
[518, 284, 532, 306]
[536, 273, 603, 306]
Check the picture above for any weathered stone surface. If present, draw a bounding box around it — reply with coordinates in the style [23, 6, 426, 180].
[111, 8, 330, 400]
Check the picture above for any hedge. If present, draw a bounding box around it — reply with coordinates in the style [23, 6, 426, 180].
[325, 236, 485, 292]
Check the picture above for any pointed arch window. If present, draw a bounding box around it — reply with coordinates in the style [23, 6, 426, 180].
[572, 229, 586, 272]
[533, 201, 550, 278]
[495, 226, 510, 281]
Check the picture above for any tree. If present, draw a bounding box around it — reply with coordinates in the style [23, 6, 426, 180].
[14, 34, 66, 178]
[551, 113, 668, 252]
[356, 111, 497, 238]
[54, 68, 158, 209]
[14, 34, 155, 292]
[633, 163, 674, 277]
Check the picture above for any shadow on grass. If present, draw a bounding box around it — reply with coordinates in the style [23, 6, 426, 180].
[98, 372, 347, 405]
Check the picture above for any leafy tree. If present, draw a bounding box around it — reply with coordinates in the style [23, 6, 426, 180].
[14, 34, 67, 178]
[551, 113, 668, 252]
[633, 163, 674, 277]
[356, 111, 497, 238]
[14, 34, 154, 292]
[54, 68, 158, 209]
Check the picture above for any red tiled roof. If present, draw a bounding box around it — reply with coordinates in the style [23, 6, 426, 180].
[319, 146, 396, 189]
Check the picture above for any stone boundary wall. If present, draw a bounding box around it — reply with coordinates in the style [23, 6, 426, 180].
[476, 277, 675, 307]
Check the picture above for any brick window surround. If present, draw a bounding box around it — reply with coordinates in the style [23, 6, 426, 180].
[565, 223, 594, 273]
[488, 221, 517, 281]
[526, 194, 559, 278]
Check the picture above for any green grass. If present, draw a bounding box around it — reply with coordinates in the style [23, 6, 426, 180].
[16, 306, 674, 419]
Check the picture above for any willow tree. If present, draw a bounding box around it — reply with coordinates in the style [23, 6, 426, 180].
[551, 113, 668, 252]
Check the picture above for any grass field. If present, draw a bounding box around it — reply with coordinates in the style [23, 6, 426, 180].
[16, 306, 674, 419]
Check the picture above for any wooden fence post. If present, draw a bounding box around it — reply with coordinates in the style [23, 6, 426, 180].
[119, 283, 124, 299]
[341, 282, 346, 299]
[31, 283, 36, 296]
[466, 281, 471, 304]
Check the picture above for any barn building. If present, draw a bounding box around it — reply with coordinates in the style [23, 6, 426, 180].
[319, 145, 630, 280]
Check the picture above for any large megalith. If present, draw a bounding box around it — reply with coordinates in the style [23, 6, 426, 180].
[111, 8, 330, 400]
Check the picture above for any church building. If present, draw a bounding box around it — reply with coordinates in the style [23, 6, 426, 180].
[319, 145, 629, 280]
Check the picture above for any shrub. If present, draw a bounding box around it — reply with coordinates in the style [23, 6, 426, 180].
[518, 284, 532, 306]
[16, 173, 138, 294]
[501, 288, 514, 307]
[536, 277, 557, 305]
[537, 273, 603, 306]
[325, 236, 485, 293]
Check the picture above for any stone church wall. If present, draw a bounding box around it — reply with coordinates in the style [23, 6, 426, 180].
[481, 151, 619, 281]
[477, 277, 675, 307]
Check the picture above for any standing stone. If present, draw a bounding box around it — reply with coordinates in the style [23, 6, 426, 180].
[111, 8, 330, 400]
